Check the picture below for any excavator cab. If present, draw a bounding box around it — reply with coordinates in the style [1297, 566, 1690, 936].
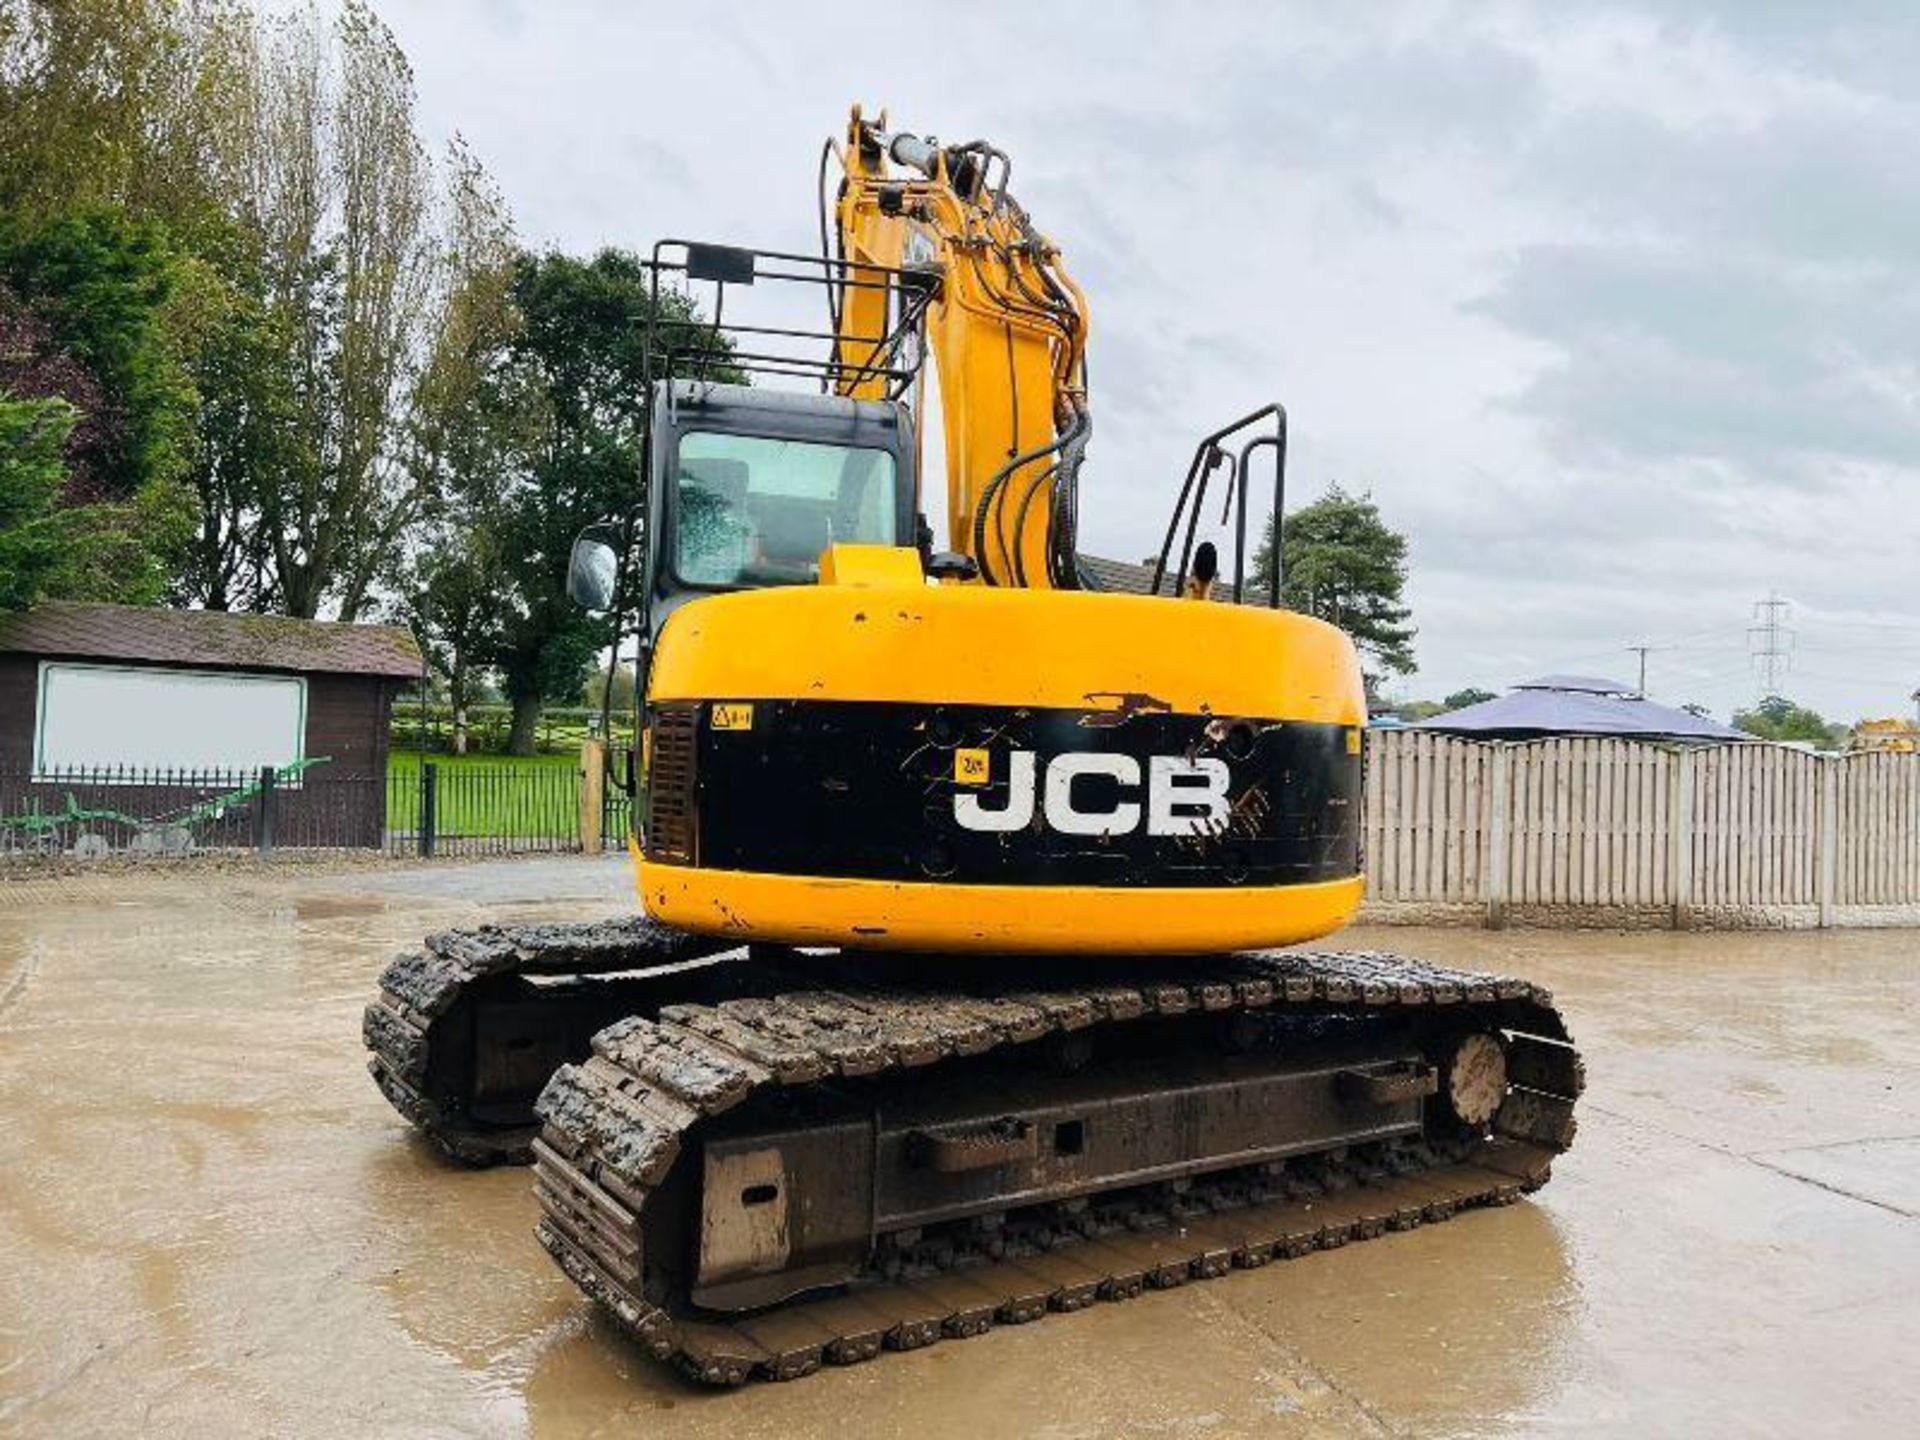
[568, 237, 933, 635]
[642, 382, 917, 623]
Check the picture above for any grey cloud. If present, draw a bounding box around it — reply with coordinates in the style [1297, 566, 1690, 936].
[1215, 34, 1544, 164]
[1476, 242, 1920, 474]
[1682, 2, 1920, 104]
[1518, 104, 1920, 267]
[1469, 40, 1920, 479]
[1027, 31, 1543, 174]
[620, 136, 695, 194]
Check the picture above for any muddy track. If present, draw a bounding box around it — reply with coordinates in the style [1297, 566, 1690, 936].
[364, 917, 736, 1164]
[523, 948, 1582, 1386]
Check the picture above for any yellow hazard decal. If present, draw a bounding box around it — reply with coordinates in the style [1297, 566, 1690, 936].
[1346, 727, 1364, 755]
[711, 702, 755, 732]
[954, 748, 991, 785]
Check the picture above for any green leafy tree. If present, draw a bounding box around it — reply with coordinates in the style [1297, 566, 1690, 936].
[1443, 687, 1497, 710]
[0, 392, 78, 609]
[582, 663, 637, 714]
[175, 246, 301, 609]
[3, 0, 498, 619]
[479, 251, 701, 753]
[1732, 696, 1848, 749]
[238, 1, 441, 619]
[1251, 484, 1416, 685]
[0, 208, 198, 500]
[0, 226, 195, 607]
[393, 151, 520, 749]
[402, 535, 506, 753]
[0, 1, 202, 225]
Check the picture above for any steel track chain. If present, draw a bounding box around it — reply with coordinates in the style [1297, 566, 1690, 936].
[526, 947, 1583, 1385]
[363, 916, 726, 1164]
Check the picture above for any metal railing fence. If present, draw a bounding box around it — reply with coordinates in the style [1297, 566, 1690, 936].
[1, 759, 586, 861]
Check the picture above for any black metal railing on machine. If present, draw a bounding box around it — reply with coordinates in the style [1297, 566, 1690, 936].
[1150, 403, 1288, 607]
[0, 759, 588, 861]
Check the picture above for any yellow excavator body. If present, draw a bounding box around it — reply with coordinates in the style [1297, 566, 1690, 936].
[633, 544, 1367, 951]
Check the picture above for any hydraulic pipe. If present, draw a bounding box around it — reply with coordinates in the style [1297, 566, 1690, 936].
[887, 132, 941, 176]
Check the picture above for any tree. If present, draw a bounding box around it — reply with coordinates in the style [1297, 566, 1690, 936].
[0, 214, 198, 606]
[482, 250, 660, 754]
[434, 248, 737, 753]
[1443, 687, 1497, 710]
[1732, 696, 1848, 749]
[582, 663, 637, 715]
[0, 1, 201, 225]
[404, 534, 505, 754]
[0, 209, 198, 498]
[238, 1, 440, 619]
[0, 392, 78, 609]
[4, 0, 495, 619]
[175, 246, 300, 609]
[393, 145, 520, 751]
[1251, 484, 1416, 683]
[0, 2, 266, 609]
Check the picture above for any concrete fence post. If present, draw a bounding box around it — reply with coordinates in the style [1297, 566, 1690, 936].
[1817, 756, 1838, 928]
[580, 738, 607, 855]
[1670, 748, 1694, 929]
[1485, 745, 1511, 929]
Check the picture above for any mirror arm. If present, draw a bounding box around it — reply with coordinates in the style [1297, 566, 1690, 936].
[596, 514, 644, 740]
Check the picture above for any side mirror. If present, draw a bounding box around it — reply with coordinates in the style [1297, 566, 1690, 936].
[567, 534, 620, 612]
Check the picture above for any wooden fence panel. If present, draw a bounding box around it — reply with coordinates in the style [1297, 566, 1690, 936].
[1363, 731, 1916, 919]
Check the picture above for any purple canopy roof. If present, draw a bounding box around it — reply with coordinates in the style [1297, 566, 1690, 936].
[1416, 676, 1750, 741]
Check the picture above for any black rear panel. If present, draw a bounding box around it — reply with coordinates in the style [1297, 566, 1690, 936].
[642, 700, 1361, 888]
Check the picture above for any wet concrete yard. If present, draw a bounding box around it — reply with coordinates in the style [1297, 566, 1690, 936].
[3, 856, 1917, 1438]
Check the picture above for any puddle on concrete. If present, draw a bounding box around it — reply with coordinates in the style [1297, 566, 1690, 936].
[293, 896, 389, 921]
[3, 877, 1920, 1437]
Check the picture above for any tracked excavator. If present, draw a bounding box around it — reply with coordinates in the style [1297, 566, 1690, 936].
[365, 107, 1582, 1385]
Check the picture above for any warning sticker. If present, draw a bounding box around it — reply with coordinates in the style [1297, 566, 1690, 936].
[953, 748, 991, 785]
[711, 703, 755, 732]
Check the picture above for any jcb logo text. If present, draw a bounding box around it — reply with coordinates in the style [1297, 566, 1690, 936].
[953, 751, 1230, 837]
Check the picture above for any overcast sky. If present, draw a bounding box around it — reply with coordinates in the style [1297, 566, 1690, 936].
[380, 0, 1920, 720]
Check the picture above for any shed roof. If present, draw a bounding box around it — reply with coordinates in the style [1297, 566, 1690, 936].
[1415, 674, 1750, 742]
[1078, 554, 1279, 605]
[1078, 554, 1158, 595]
[0, 602, 423, 679]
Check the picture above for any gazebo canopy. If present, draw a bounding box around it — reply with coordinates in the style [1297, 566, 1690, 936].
[1415, 675, 1750, 742]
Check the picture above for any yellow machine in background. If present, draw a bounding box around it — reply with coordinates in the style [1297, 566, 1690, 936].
[366, 106, 1582, 1387]
[1852, 717, 1920, 753]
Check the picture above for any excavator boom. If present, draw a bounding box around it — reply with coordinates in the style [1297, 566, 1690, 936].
[833, 109, 1090, 587]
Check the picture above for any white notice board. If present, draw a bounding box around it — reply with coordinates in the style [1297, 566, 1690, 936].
[35, 663, 307, 777]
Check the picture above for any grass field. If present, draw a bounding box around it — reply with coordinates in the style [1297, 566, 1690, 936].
[386, 750, 583, 839]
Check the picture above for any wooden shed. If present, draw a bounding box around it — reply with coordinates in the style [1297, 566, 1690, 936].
[0, 602, 422, 850]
